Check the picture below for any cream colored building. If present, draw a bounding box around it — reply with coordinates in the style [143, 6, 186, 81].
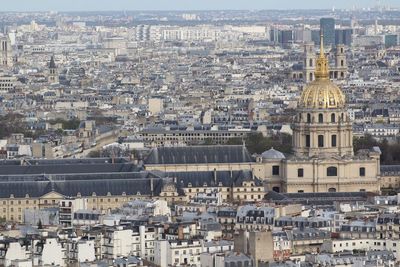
[145, 36, 381, 194]
[255, 36, 380, 194]
[148, 98, 164, 115]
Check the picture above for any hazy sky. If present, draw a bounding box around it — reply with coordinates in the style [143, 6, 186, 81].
[2, 0, 399, 12]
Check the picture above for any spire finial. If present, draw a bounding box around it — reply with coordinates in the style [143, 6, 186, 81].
[320, 30, 325, 59]
[314, 29, 329, 80]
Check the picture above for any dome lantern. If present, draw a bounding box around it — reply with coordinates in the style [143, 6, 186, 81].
[299, 33, 346, 109]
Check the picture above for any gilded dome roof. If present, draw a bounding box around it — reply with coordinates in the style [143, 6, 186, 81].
[299, 79, 346, 109]
[299, 33, 346, 109]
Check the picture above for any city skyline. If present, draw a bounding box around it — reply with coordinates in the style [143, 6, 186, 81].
[1, 0, 399, 12]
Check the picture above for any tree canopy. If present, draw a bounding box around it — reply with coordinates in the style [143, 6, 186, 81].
[227, 132, 292, 155]
[353, 134, 400, 165]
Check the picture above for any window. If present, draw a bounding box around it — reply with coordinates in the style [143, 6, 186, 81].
[331, 113, 336, 122]
[328, 188, 337, 192]
[318, 113, 323, 123]
[309, 58, 313, 67]
[272, 166, 280, 176]
[327, 167, 337, 176]
[307, 113, 311, 123]
[306, 135, 310, 147]
[298, 190, 304, 193]
[331, 135, 337, 147]
[318, 135, 324, 147]
[360, 167, 366, 177]
[298, 168, 304, 177]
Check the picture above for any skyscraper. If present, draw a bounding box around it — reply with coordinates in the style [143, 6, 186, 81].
[335, 29, 353, 46]
[320, 18, 335, 47]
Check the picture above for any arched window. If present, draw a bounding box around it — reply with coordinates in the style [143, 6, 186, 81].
[318, 135, 324, 147]
[331, 113, 336, 123]
[327, 167, 337, 176]
[318, 114, 323, 123]
[360, 167, 366, 177]
[272, 166, 280, 176]
[341, 59, 344, 67]
[331, 135, 337, 147]
[309, 73, 313, 81]
[341, 113, 344, 121]
[328, 188, 337, 192]
[305, 135, 311, 147]
[307, 113, 311, 123]
[309, 58, 313, 67]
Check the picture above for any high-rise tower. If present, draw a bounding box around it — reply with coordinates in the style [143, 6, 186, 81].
[320, 18, 335, 47]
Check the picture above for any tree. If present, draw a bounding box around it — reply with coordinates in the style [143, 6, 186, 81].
[87, 150, 101, 158]
[353, 134, 400, 165]
[353, 134, 378, 153]
[48, 118, 81, 130]
[0, 113, 29, 139]
[203, 138, 215, 145]
[226, 137, 243, 145]
[239, 133, 293, 155]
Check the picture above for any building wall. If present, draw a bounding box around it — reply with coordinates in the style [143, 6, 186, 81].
[41, 238, 65, 266]
[77, 240, 96, 263]
[249, 231, 273, 267]
[380, 175, 400, 189]
[284, 158, 380, 193]
[148, 98, 163, 115]
[145, 162, 255, 173]
[5, 242, 29, 266]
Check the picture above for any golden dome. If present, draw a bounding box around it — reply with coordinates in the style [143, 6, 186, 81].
[299, 34, 346, 109]
[300, 79, 346, 109]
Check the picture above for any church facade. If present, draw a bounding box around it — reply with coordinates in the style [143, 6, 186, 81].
[256, 35, 381, 193]
[146, 35, 382, 194]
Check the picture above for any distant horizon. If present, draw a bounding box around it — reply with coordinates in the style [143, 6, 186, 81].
[2, 8, 399, 13]
[1, 0, 399, 12]
[2, 8, 398, 13]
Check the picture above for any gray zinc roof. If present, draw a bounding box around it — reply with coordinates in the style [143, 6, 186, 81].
[145, 145, 254, 165]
